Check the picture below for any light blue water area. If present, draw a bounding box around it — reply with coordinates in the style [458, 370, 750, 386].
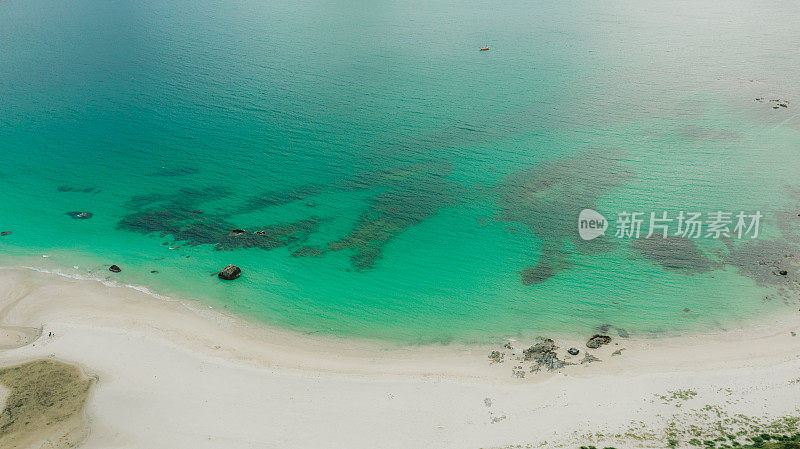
[2, 0, 800, 343]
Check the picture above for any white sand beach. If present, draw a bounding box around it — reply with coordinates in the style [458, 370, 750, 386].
[1, 266, 800, 449]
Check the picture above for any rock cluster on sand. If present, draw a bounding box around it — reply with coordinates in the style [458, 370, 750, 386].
[488, 351, 504, 363]
[523, 338, 571, 371]
[488, 335, 614, 377]
[218, 264, 242, 280]
[586, 334, 612, 349]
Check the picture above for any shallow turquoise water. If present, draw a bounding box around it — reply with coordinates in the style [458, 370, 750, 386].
[2, 0, 800, 343]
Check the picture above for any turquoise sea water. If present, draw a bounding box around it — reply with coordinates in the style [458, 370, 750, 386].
[2, 0, 800, 343]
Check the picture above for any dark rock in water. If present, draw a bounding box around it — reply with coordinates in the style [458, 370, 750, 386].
[150, 270, 159, 274]
[684, 308, 691, 312]
[218, 264, 241, 280]
[586, 334, 612, 349]
[230, 229, 247, 236]
[0, 231, 11, 236]
[109, 265, 122, 273]
[254, 230, 267, 236]
[779, 270, 789, 276]
[567, 347, 580, 356]
[67, 211, 93, 219]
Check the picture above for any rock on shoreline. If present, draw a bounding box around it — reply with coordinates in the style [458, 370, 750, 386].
[218, 264, 242, 280]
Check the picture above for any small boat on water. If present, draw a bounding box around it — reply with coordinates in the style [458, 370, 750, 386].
[480, 47, 490, 51]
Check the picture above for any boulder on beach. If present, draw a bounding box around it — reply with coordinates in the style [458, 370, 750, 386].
[109, 265, 122, 273]
[586, 334, 612, 349]
[218, 264, 241, 280]
[567, 347, 580, 356]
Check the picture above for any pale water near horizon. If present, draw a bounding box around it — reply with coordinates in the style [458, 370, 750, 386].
[2, 0, 800, 343]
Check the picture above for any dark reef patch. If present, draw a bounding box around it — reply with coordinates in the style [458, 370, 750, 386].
[57, 185, 101, 194]
[680, 125, 741, 141]
[149, 166, 200, 177]
[722, 237, 800, 298]
[327, 167, 459, 269]
[117, 160, 461, 268]
[231, 184, 326, 215]
[632, 236, 722, 274]
[497, 149, 634, 285]
[117, 187, 320, 252]
[714, 189, 800, 303]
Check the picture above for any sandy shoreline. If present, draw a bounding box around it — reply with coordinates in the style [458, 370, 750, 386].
[1, 266, 799, 448]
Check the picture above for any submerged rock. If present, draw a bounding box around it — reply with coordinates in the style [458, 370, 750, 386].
[0, 231, 11, 236]
[218, 264, 241, 280]
[67, 211, 93, 219]
[586, 334, 612, 349]
[108, 265, 122, 273]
